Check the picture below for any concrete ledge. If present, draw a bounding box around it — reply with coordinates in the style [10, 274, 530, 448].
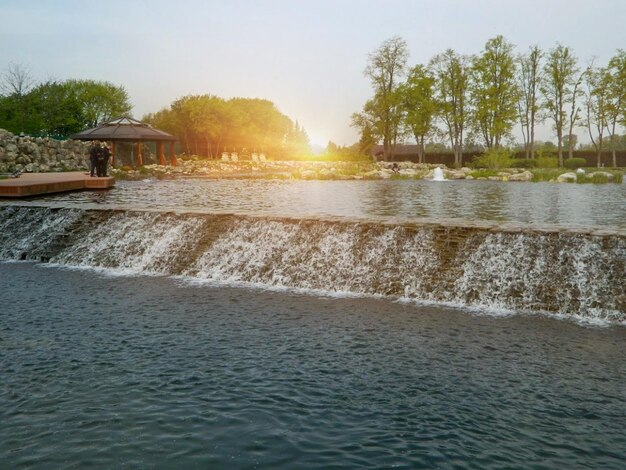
[0, 172, 114, 197]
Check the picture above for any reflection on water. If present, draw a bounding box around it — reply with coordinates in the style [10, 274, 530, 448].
[1, 179, 624, 229]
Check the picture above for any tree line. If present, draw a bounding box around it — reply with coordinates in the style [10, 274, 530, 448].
[142, 95, 311, 159]
[0, 64, 311, 160]
[352, 37, 626, 167]
[0, 64, 131, 137]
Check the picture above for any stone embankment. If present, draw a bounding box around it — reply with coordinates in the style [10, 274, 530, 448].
[0, 129, 89, 174]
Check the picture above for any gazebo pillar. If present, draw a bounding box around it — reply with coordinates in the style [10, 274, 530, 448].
[136, 142, 143, 167]
[110, 141, 116, 167]
[169, 141, 177, 166]
[158, 142, 166, 165]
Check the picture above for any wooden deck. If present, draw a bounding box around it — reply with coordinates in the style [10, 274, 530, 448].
[0, 172, 115, 197]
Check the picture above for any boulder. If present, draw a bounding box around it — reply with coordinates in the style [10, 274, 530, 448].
[557, 172, 577, 183]
[447, 170, 466, 179]
[508, 171, 533, 182]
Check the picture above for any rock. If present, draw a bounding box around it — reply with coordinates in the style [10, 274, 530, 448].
[488, 176, 502, 181]
[557, 172, 577, 183]
[447, 170, 466, 179]
[465, 175, 474, 180]
[399, 168, 417, 176]
[508, 171, 533, 182]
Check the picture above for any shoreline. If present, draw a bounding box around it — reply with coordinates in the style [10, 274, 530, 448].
[110, 159, 625, 184]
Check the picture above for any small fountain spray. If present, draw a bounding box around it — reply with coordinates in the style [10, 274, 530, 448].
[432, 167, 446, 181]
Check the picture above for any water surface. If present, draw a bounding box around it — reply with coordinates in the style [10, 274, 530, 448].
[2, 179, 624, 229]
[1, 263, 624, 469]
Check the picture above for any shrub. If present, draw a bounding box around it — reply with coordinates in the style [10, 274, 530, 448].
[535, 156, 558, 168]
[563, 158, 587, 169]
[530, 169, 563, 182]
[472, 148, 513, 169]
[509, 158, 537, 168]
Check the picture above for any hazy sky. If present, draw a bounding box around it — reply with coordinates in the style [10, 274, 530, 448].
[1, 0, 624, 147]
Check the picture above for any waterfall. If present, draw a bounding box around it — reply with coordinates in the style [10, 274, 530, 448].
[1, 206, 624, 321]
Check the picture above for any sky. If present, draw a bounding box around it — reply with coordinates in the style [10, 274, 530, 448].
[1, 0, 625, 148]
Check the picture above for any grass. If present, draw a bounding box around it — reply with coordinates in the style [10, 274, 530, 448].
[530, 169, 564, 182]
[530, 168, 624, 183]
[468, 169, 501, 179]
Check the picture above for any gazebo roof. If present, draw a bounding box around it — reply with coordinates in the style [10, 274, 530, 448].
[71, 117, 177, 142]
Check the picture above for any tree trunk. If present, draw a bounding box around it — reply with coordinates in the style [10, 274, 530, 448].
[557, 130, 563, 167]
[568, 141, 574, 161]
[612, 148, 616, 168]
[530, 123, 535, 159]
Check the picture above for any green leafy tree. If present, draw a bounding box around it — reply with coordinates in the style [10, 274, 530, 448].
[399, 64, 437, 163]
[606, 50, 626, 167]
[541, 44, 580, 166]
[470, 35, 519, 149]
[65, 79, 131, 128]
[517, 46, 543, 159]
[28, 80, 84, 136]
[143, 95, 301, 159]
[584, 66, 611, 167]
[353, 36, 409, 161]
[430, 49, 470, 166]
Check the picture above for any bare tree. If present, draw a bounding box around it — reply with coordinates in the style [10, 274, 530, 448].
[1, 63, 34, 96]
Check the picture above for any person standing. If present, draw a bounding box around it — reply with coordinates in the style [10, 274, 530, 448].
[96, 142, 111, 177]
[88, 141, 100, 177]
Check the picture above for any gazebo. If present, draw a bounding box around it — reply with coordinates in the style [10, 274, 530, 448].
[71, 117, 178, 167]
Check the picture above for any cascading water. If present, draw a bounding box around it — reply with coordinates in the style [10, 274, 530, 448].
[432, 167, 446, 181]
[0, 206, 624, 321]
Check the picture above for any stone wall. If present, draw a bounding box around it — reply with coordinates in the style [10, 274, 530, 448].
[0, 129, 90, 173]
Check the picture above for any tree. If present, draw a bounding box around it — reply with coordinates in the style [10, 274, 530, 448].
[541, 44, 579, 166]
[0, 63, 35, 133]
[0, 63, 34, 97]
[606, 50, 626, 167]
[430, 49, 470, 166]
[565, 67, 585, 161]
[517, 46, 543, 159]
[27, 80, 84, 136]
[143, 95, 299, 159]
[470, 35, 519, 149]
[358, 36, 409, 161]
[399, 64, 437, 163]
[65, 79, 131, 128]
[584, 66, 611, 167]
